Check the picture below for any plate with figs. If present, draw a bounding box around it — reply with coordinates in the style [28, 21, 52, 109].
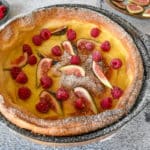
[106, 0, 150, 18]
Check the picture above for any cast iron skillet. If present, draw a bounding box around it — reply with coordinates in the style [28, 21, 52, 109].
[0, 4, 150, 145]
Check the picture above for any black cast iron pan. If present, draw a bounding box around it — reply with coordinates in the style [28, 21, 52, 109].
[0, 4, 150, 146]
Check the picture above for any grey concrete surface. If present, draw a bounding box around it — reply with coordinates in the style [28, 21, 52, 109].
[0, 0, 150, 150]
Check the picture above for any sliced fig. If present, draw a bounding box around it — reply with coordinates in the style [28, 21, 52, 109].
[128, 0, 150, 6]
[92, 61, 112, 89]
[77, 39, 97, 51]
[60, 65, 85, 77]
[62, 40, 77, 55]
[3, 52, 28, 70]
[126, 3, 144, 14]
[74, 87, 98, 114]
[112, 1, 126, 9]
[36, 58, 53, 87]
[40, 91, 63, 115]
[51, 26, 68, 35]
[142, 8, 150, 17]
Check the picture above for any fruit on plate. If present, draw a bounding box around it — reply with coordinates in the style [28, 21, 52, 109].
[37, 90, 63, 115]
[111, 1, 126, 9]
[60, 65, 85, 77]
[142, 8, 150, 17]
[92, 61, 112, 88]
[0, 4, 7, 20]
[128, 0, 150, 6]
[36, 58, 53, 87]
[62, 40, 77, 55]
[126, 3, 144, 14]
[74, 87, 98, 114]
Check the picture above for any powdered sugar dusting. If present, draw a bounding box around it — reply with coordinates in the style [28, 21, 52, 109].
[2, 26, 13, 41]
[19, 13, 35, 28]
[61, 74, 103, 95]
[5, 104, 124, 129]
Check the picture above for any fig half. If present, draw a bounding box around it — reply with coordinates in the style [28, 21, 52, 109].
[92, 61, 112, 89]
[142, 8, 150, 17]
[36, 58, 53, 87]
[40, 90, 63, 115]
[74, 87, 98, 114]
[126, 3, 144, 14]
[60, 65, 85, 77]
[128, 0, 150, 6]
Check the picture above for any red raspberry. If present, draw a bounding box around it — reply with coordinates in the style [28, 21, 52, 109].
[0, 11, 4, 20]
[32, 35, 43, 46]
[70, 55, 81, 65]
[110, 58, 122, 69]
[10, 67, 22, 79]
[101, 97, 112, 109]
[28, 55, 37, 65]
[56, 88, 69, 101]
[40, 28, 51, 40]
[40, 76, 53, 89]
[85, 42, 95, 51]
[51, 45, 62, 56]
[92, 51, 102, 62]
[16, 72, 28, 84]
[22, 44, 32, 56]
[75, 98, 85, 110]
[0, 5, 7, 13]
[101, 41, 111, 51]
[18, 87, 31, 100]
[111, 86, 123, 99]
[36, 97, 50, 113]
[67, 29, 76, 41]
[91, 28, 100, 38]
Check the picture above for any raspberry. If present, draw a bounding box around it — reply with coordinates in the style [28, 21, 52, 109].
[16, 72, 28, 84]
[111, 86, 123, 99]
[101, 41, 111, 52]
[40, 76, 53, 89]
[18, 87, 31, 100]
[0, 5, 7, 13]
[51, 45, 62, 56]
[32, 35, 43, 46]
[10, 67, 22, 79]
[0, 11, 4, 20]
[85, 42, 95, 51]
[75, 98, 85, 110]
[28, 55, 37, 65]
[36, 97, 50, 113]
[67, 29, 76, 41]
[40, 28, 51, 40]
[110, 58, 122, 69]
[70, 55, 81, 65]
[92, 51, 102, 62]
[91, 28, 100, 38]
[101, 97, 112, 109]
[56, 88, 69, 101]
[22, 44, 32, 56]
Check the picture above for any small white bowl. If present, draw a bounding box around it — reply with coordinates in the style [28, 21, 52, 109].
[0, 0, 9, 25]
